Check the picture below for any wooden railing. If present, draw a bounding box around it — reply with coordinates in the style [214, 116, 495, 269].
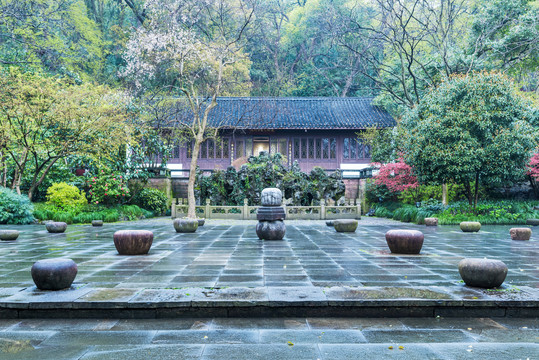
[172, 198, 361, 220]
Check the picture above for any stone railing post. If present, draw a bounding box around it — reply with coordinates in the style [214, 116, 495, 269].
[320, 199, 326, 220]
[171, 198, 177, 218]
[243, 198, 249, 220]
[205, 199, 211, 219]
[356, 198, 361, 219]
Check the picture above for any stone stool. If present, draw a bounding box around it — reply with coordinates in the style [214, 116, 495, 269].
[46, 222, 67, 233]
[509, 228, 531, 241]
[458, 258, 508, 288]
[460, 221, 481, 232]
[526, 219, 539, 226]
[197, 218, 205, 227]
[31, 258, 78, 290]
[326, 220, 334, 227]
[334, 219, 358, 232]
[0, 230, 19, 241]
[174, 218, 198, 233]
[92, 220, 103, 227]
[385, 229, 424, 254]
[113, 230, 153, 255]
[424, 218, 438, 226]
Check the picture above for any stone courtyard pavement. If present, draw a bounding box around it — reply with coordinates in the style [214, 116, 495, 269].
[0, 218, 537, 318]
[0, 218, 537, 358]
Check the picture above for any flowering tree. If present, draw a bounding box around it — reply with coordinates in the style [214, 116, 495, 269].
[374, 158, 418, 193]
[121, 0, 257, 218]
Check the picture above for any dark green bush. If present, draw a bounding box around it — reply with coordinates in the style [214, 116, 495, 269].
[0, 187, 34, 224]
[133, 188, 168, 215]
[32, 202, 153, 224]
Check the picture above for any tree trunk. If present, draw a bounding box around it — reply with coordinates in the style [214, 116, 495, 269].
[442, 183, 448, 205]
[187, 135, 203, 218]
[28, 157, 60, 201]
[465, 181, 472, 206]
[473, 172, 480, 209]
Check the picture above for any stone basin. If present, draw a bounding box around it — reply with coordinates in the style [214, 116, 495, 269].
[173, 218, 198, 233]
[458, 258, 508, 288]
[385, 229, 424, 254]
[46, 222, 67, 233]
[0, 230, 19, 241]
[333, 219, 358, 233]
[31, 258, 78, 290]
[460, 221, 481, 233]
[113, 230, 153, 255]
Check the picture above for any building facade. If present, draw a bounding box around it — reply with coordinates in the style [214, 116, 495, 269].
[167, 97, 395, 180]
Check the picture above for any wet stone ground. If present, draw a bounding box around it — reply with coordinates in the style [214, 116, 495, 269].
[0, 317, 537, 360]
[0, 218, 536, 290]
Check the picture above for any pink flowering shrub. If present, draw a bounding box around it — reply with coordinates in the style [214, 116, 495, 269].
[374, 158, 419, 193]
[86, 170, 130, 205]
[528, 153, 539, 179]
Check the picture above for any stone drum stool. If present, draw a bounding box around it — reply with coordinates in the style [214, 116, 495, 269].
[509, 228, 531, 241]
[334, 219, 358, 232]
[385, 229, 424, 254]
[424, 218, 438, 226]
[256, 188, 286, 240]
[525, 219, 539, 226]
[113, 230, 153, 255]
[31, 258, 78, 290]
[0, 230, 19, 241]
[173, 218, 198, 233]
[92, 220, 103, 227]
[458, 258, 508, 288]
[460, 221, 481, 233]
[46, 222, 67, 233]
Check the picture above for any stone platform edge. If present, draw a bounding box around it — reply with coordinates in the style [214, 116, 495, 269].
[0, 285, 537, 319]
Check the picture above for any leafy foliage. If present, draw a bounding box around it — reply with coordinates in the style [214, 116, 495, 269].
[33, 203, 153, 224]
[133, 188, 168, 215]
[529, 153, 539, 179]
[402, 72, 538, 207]
[46, 182, 87, 211]
[0, 187, 34, 224]
[86, 170, 129, 205]
[196, 153, 345, 206]
[374, 158, 418, 193]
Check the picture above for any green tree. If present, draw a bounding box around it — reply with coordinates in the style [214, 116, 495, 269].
[0, 68, 132, 200]
[402, 72, 538, 207]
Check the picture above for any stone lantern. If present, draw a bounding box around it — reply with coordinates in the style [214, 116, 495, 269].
[256, 188, 286, 240]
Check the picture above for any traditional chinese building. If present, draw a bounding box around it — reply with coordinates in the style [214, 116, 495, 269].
[166, 97, 395, 198]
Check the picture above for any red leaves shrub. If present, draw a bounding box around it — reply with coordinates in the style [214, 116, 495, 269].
[374, 158, 419, 193]
[528, 153, 539, 179]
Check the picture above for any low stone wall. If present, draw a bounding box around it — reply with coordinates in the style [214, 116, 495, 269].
[172, 198, 362, 220]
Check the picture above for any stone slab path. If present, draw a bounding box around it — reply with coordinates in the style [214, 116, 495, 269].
[0, 218, 537, 318]
[0, 317, 536, 359]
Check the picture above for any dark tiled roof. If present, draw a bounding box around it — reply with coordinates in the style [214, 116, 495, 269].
[175, 97, 395, 129]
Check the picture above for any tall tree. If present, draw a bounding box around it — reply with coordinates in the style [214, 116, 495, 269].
[402, 72, 538, 207]
[121, 0, 258, 218]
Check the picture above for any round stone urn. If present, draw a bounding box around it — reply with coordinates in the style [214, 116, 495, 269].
[92, 220, 103, 227]
[261, 188, 283, 206]
[31, 258, 78, 290]
[509, 228, 531, 241]
[385, 229, 424, 254]
[173, 218, 198, 233]
[197, 218, 205, 227]
[46, 222, 67, 233]
[326, 220, 334, 227]
[458, 258, 508, 288]
[460, 221, 481, 233]
[0, 230, 19, 241]
[525, 219, 539, 226]
[333, 219, 358, 233]
[113, 230, 153, 255]
[424, 218, 438, 226]
[256, 220, 286, 240]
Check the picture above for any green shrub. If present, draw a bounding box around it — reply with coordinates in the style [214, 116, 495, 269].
[46, 182, 87, 211]
[133, 188, 168, 215]
[86, 170, 129, 205]
[0, 187, 34, 224]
